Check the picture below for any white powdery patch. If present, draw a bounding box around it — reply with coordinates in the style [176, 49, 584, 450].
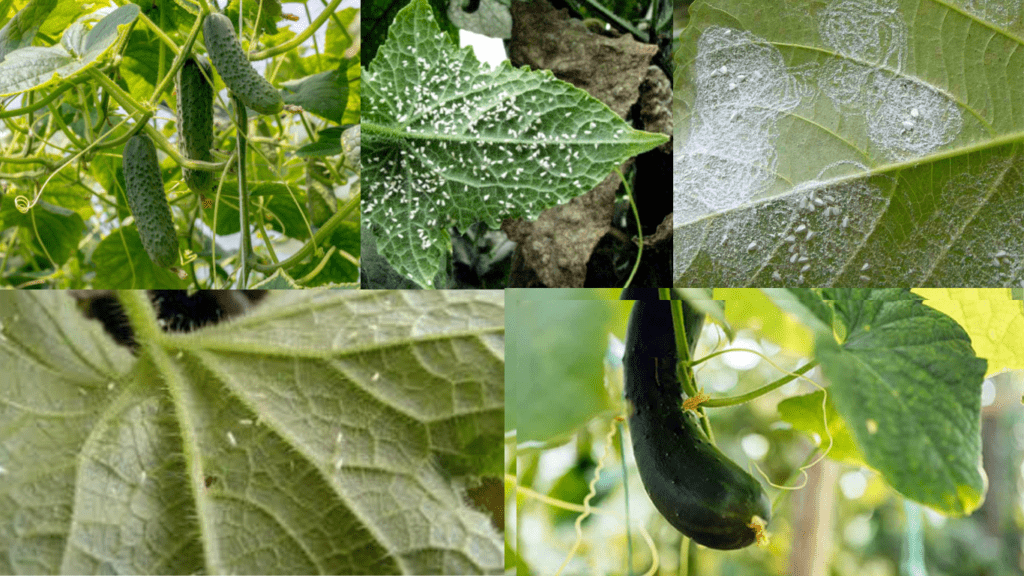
[889, 158, 1024, 286]
[779, 170, 889, 285]
[675, 162, 889, 285]
[958, 0, 1022, 26]
[674, 26, 804, 225]
[864, 75, 963, 158]
[816, 0, 962, 160]
[819, 0, 906, 68]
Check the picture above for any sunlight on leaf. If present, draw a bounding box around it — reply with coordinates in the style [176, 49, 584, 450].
[812, 291, 988, 516]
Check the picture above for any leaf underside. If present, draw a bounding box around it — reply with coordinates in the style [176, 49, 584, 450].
[675, 0, 1024, 287]
[0, 291, 504, 575]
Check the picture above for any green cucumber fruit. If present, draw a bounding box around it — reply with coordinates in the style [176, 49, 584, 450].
[621, 290, 770, 550]
[123, 133, 178, 267]
[176, 56, 215, 193]
[203, 13, 284, 115]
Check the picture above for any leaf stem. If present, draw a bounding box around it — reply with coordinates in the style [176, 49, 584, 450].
[234, 94, 251, 288]
[0, 84, 73, 119]
[147, 8, 206, 108]
[701, 360, 817, 408]
[117, 291, 161, 345]
[249, 0, 344, 60]
[617, 166, 643, 289]
[617, 419, 633, 576]
[251, 192, 359, 273]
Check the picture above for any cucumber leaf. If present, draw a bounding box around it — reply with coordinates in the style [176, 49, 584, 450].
[0, 3, 138, 96]
[0, 0, 58, 63]
[787, 289, 989, 516]
[362, 0, 668, 288]
[0, 291, 504, 574]
[675, 0, 1024, 287]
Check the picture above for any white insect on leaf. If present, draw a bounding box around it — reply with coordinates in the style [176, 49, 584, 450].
[226, 431, 237, 448]
[361, 0, 667, 288]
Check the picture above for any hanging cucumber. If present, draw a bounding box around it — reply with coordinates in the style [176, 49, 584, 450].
[123, 133, 178, 268]
[621, 290, 770, 550]
[203, 12, 284, 115]
[176, 56, 215, 193]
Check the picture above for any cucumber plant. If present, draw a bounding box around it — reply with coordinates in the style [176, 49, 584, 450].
[122, 133, 178, 268]
[176, 56, 215, 193]
[621, 289, 770, 549]
[0, 0, 359, 289]
[203, 12, 284, 115]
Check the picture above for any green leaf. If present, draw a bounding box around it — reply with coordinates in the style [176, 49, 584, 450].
[363, 0, 668, 288]
[0, 197, 84, 266]
[0, 291, 504, 574]
[92, 226, 187, 289]
[776, 390, 864, 466]
[508, 296, 627, 442]
[363, 0, 458, 66]
[0, 0, 57, 63]
[675, 0, 1024, 286]
[288, 220, 361, 286]
[325, 6, 359, 62]
[224, 0, 284, 36]
[280, 63, 352, 124]
[0, 3, 138, 96]
[814, 292, 988, 516]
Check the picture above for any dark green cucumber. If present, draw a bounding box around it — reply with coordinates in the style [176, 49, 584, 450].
[621, 290, 770, 550]
[203, 13, 284, 115]
[123, 133, 178, 268]
[176, 56, 214, 193]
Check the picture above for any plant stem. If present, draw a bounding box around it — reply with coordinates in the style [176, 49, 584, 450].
[249, 0, 344, 60]
[0, 84, 73, 119]
[234, 94, 251, 288]
[117, 291, 160, 345]
[147, 9, 205, 107]
[617, 166, 643, 289]
[702, 361, 818, 408]
[251, 193, 360, 274]
[617, 420, 633, 576]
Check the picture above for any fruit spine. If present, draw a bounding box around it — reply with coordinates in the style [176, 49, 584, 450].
[176, 56, 215, 193]
[123, 133, 177, 267]
[203, 13, 284, 115]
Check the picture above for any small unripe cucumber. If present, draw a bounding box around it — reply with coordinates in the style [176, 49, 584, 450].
[621, 291, 770, 550]
[203, 13, 284, 115]
[123, 133, 178, 267]
[176, 56, 215, 193]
